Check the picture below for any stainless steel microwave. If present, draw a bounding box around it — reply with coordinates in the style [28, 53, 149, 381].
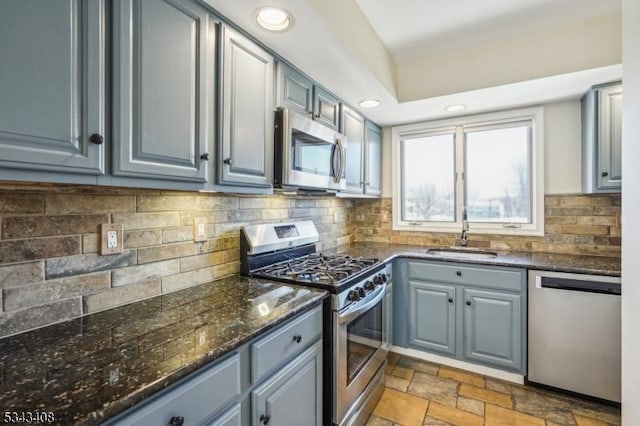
[274, 108, 347, 191]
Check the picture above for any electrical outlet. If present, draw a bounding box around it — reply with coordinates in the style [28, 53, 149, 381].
[193, 217, 207, 242]
[109, 367, 120, 385]
[101, 223, 123, 255]
[198, 330, 206, 346]
[381, 212, 390, 222]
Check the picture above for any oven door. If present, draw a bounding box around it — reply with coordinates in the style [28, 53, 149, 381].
[277, 108, 346, 191]
[334, 284, 388, 425]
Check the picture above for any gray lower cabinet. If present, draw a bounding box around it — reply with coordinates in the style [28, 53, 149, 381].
[206, 403, 242, 426]
[0, 0, 106, 177]
[112, 0, 213, 183]
[400, 260, 526, 373]
[364, 121, 383, 196]
[251, 341, 323, 426]
[463, 288, 522, 371]
[409, 281, 456, 356]
[582, 81, 622, 193]
[277, 62, 340, 131]
[218, 24, 274, 187]
[341, 105, 366, 193]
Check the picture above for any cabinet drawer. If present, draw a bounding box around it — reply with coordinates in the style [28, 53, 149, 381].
[251, 306, 322, 383]
[408, 261, 522, 292]
[112, 354, 241, 426]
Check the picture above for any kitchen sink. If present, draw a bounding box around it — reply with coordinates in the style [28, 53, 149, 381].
[424, 248, 499, 260]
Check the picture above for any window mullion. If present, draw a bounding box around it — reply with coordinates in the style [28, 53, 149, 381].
[454, 126, 465, 226]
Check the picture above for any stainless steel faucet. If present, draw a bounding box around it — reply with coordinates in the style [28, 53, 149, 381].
[460, 207, 469, 246]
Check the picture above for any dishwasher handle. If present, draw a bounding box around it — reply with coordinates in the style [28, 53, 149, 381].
[540, 276, 621, 296]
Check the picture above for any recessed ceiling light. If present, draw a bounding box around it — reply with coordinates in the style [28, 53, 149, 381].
[445, 104, 466, 112]
[359, 99, 380, 108]
[255, 7, 293, 32]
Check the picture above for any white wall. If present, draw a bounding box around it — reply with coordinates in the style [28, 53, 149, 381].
[381, 100, 583, 197]
[621, 0, 640, 422]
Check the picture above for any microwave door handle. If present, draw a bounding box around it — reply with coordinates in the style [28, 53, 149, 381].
[339, 284, 386, 325]
[336, 137, 346, 182]
[330, 143, 338, 182]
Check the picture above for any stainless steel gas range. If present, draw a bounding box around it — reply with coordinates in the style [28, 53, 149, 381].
[241, 221, 391, 426]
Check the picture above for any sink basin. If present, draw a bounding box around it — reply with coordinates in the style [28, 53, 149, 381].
[424, 248, 498, 260]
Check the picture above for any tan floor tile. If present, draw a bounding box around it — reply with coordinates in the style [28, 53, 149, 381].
[485, 404, 547, 426]
[397, 356, 440, 375]
[366, 415, 394, 426]
[485, 377, 513, 395]
[456, 396, 484, 416]
[459, 383, 513, 409]
[385, 374, 410, 392]
[571, 406, 621, 426]
[427, 401, 484, 426]
[373, 388, 429, 426]
[423, 416, 452, 425]
[438, 366, 485, 388]
[511, 386, 576, 425]
[387, 352, 400, 369]
[573, 414, 609, 426]
[408, 372, 459, 407]
[392, 365, 415, 380]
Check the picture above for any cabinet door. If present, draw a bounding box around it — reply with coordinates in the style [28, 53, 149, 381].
[364, 121, 382, 196]
[409, 281, 456, 356]
[0, 0, 105, 175]
[463, 288, 522, 371]
[598, 84, 622, 190]
[219, 24, 274, 187]
[112, 0, 212, 182]
[252, 341, 322, 426]
[278, 63, 313, 115]
[206, 403, 241, 426]
[341, 105, 365, 193]
[314, 86, 340, 131]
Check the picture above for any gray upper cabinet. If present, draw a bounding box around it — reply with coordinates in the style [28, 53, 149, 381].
[277, 62, 340, 131]
[218, 24, 274, 187]
[0, 0, 105, 176]
[463, 288, 522, 371]
[364, 121, 383, 196]
[409, 281, 456, 356]
[582, 82, 622, 193]
[341, 105, 365, 193]
[112, 0, 213, 183]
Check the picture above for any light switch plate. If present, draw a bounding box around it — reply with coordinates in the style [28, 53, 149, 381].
[193, 217, 208, 242]
[101, 223, 123, 255]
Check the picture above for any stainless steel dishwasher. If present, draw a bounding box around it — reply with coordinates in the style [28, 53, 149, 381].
[527, 270, 621, 403]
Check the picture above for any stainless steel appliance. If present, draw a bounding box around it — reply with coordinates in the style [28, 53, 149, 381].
[528, 270, 621, 403]
[241, 221, 391, 426]
[274, 108, 347, 191]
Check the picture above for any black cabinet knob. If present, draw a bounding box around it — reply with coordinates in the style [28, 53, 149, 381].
[602, 171, 609, 177]
[448, 297, 454, 303]
[223, 158, 232, 165]
[260, 414, 271, 425]
[293, 334, 302, 343]
[456, 271, 462, 277]
[169, 416, 184, 426]
[89, 133, 103, 145]
[200, 152, 210, 160]
[466, 301, 472, 306]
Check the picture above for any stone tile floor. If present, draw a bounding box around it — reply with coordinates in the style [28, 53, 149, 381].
[368, 353, 621, 426]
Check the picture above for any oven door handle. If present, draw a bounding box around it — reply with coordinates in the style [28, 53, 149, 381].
[339, 284, 386, 325]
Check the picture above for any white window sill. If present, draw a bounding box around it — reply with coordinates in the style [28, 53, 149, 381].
[392, 223, 544, 237]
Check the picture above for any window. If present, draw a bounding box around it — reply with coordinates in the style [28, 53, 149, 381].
[392, 107, 544, 236]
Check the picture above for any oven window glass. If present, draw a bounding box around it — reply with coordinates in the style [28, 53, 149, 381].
[292, 129, 334, 177]
[346, 298, 383, 384]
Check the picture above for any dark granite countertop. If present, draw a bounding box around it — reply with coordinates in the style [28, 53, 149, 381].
[0, 276, 326, 425]
[327, 242, 621, 277]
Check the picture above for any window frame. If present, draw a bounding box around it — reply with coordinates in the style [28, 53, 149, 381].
[392, 106, 544, 236]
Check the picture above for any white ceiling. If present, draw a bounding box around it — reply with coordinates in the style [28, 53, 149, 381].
[204, 0, 621, 126]
[354, 0, 621, 63]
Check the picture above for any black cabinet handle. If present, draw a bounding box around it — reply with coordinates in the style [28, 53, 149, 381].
[293, 334, 302, 343]
[260, 414, 271, 425]
[89, 133, 104, 145]
[200, 152, 210, 160]
[223, 158, 232, 165]
[448, 297, 454, 303]
[456, 271, 462, 277]
[169, 416, 184, 426]
[602, 171, 609, 177]
[466, 301, 472, 306]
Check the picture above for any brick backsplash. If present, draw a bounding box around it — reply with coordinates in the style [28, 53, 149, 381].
[0, 184, 354, 338]
[353, 194, 621, 257]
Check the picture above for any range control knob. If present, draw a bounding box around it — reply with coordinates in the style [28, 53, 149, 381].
[381, 274, 388, 282]
[364, 280, 375, 290]
[357, 287, 366, 298]
[348, 290, 360, 301]
[373, 275, 383, 285]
